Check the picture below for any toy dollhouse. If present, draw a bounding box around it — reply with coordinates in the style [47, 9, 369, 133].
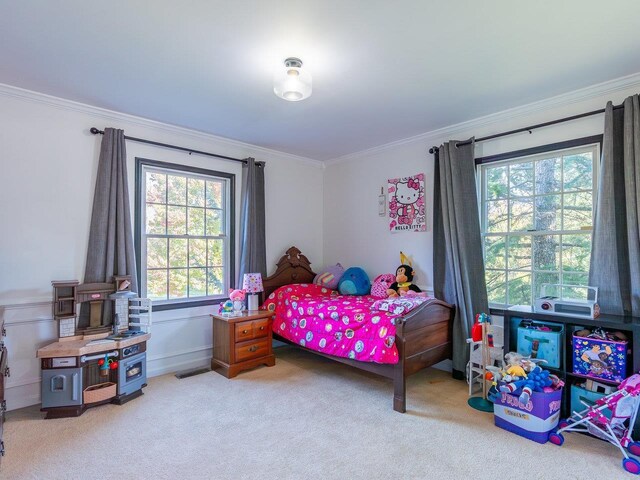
[37, 276, 152, 419]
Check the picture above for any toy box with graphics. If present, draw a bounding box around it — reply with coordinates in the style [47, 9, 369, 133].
[516, 320, 563, 369]
[573, 335, 629, 383]
[493, 387, 563, 443]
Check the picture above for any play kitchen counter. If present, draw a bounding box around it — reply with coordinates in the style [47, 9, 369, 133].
[37, 333, 150, 419]
[37, 333, 151, 358]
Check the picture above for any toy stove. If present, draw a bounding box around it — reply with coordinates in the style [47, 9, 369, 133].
[118, 342, 147, 396]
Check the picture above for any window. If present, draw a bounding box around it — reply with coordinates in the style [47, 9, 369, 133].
[478, 138, 600, 308]
[136, 158, 234, 309]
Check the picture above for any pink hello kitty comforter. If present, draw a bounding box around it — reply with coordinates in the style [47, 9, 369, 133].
[263, 284, 403, 364]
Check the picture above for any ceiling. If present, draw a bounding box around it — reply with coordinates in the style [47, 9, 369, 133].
[2, 1, 640, 161]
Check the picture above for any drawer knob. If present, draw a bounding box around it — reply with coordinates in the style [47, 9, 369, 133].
[242, 329, 248, 334]
[260, 326, 264, 330]
[248, 345, 259, 352]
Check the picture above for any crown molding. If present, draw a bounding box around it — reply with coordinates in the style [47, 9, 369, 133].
[0, 83, 324, 169]
[325, 71, 640, 166]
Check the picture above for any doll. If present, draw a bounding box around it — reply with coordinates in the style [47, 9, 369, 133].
[387, 252, 422, 297]
[229, 288, 246, 313]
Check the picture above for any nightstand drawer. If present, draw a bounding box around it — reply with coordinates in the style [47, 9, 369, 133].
[234, 318, 271, 342]
[252, 318, 270, 339]
[235, 338, 270, 363]
[234, 321, 254, 343]
[211, 310, 275, 378]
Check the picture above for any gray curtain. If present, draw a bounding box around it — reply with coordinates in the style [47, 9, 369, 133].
[590, 95, 640, 316]
[433, 138, 489, 374]
[84, 128, 137, 293]
[238, 158, 266, 285]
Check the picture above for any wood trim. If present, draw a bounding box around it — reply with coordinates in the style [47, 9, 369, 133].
[262, 246, 316, 301]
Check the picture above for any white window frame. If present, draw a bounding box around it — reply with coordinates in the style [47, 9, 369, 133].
[137, 159, 234, 309]
[477, 140, 600, 309]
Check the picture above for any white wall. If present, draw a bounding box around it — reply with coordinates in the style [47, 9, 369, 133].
[0, 85, 324, 410]
[3, 73, 640, 411]
[323, 74, 640, 292]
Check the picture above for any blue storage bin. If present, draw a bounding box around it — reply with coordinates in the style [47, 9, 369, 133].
[517, 321, 563, 368]
[570, 384, 612, 419]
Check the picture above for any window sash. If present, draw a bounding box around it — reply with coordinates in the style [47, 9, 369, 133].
[140, 164, 231, 305]
[478, 142, 599, 308]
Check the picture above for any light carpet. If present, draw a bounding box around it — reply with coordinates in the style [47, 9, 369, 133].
[2, 347, 629, 480]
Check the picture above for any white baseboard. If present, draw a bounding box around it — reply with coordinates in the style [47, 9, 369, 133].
[5, 382, 41, 411]
[432, 359, 453, 373]
[147, 351, 212, 378]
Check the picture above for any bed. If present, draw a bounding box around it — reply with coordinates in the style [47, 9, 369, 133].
[262, 246, 455, 412]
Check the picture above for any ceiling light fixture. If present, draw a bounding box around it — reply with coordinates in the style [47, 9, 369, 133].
[273, 57, 312, 102]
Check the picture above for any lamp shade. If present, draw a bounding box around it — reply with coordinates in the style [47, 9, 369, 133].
[242, 273, 264, 293]
[273, 57, 312, 102]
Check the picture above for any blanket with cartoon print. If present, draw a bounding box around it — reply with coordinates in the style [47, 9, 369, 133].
[263, 284, 400, 364]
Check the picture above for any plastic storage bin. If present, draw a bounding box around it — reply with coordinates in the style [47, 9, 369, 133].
[572, 334, 629, 383]
[517, 321, 563, 368]
[493, 387, 563, 443]
[570, 384, 612, 419]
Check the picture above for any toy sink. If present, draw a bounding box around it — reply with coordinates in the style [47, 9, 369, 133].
[106, 330, 144, 340]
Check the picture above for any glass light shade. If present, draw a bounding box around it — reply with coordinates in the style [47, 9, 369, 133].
[274, 60, 312, 101]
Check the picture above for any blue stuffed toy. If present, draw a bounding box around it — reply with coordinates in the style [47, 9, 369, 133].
[499, 366, 553, 404]
[338, 267, 371, 295]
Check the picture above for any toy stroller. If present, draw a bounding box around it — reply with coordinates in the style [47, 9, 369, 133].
[549, 374, 640, 475]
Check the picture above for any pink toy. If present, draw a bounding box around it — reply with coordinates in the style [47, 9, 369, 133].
[549, 374, 640, 474]
[370, 273, 396, 299]
[229, 288, 246, 301]
[229, 288, 246, 312]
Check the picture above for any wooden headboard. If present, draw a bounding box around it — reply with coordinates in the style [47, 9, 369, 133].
[262, 246, 316, 300]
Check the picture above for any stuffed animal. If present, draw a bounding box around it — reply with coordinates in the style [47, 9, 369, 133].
[313, 263, 345, 290]
[497, 351, 564, 403]
[229, 288, 246, 312]
[499, 366, 560, 404]
[387, 252, 422, 297]
[337, 267, 371, 295]
[219, 299, 234, 314]
[371, 273, 396, 299]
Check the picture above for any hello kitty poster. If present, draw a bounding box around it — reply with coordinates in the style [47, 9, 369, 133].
[388, 173, 426, 233]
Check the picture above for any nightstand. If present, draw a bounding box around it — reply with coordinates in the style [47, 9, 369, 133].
[210, 310, 275, 378]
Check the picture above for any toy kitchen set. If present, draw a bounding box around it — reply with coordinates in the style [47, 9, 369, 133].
[37, 276, 151, 419]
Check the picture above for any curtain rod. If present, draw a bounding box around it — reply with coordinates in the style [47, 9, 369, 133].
[89, 127, 263, 166]
[428, 103, 625, 154]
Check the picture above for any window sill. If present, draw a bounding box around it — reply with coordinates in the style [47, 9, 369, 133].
[152, 297, 228, 312]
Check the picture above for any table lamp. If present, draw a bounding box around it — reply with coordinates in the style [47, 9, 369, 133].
[243, 273, 264, 311]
